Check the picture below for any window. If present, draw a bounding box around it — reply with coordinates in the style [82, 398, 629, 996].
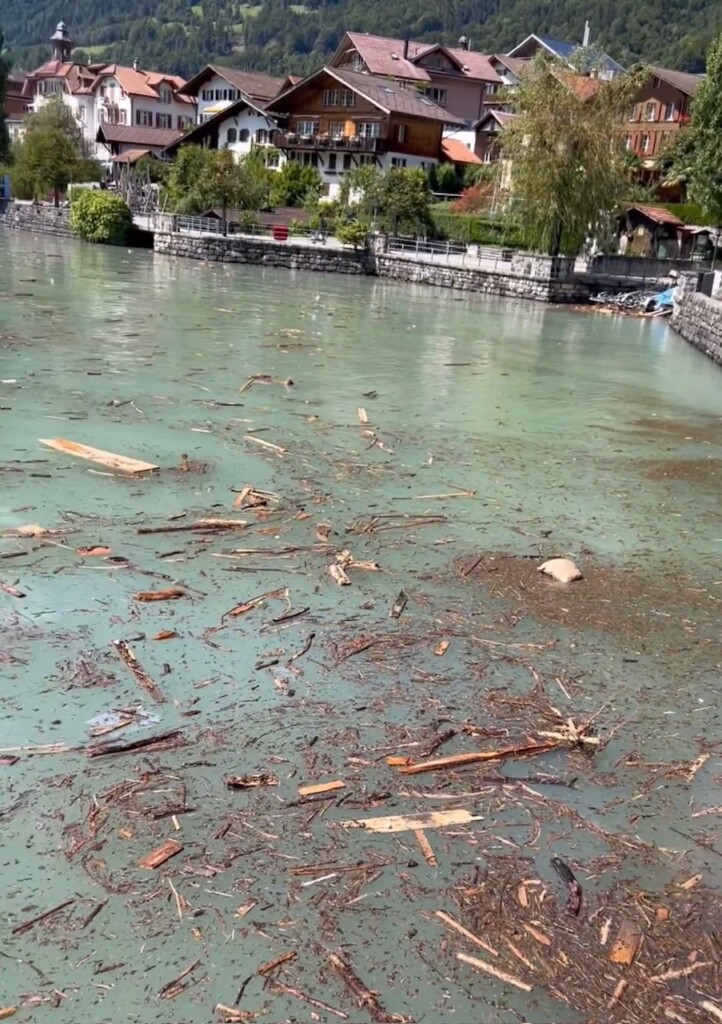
[624, 134, 632, 150]
[229, 89, 239, 101]
[323, 89, 338, 106]
[227, 127, 237, 143]
[256, 128, 269, 143]
[358, 154, 376, 165]
[329, 121, 345, 137]
[426, 87, 447, 105]
[645, 101, 656, 121]
[119, 109, 127, 124]
[328, 153, 337, 172]
[343, 153, 352, 170]
[486, 83, 499, 94]
[347, 53, 366, 71]
[628, 105, 637, 121]
[641, 133, 651, 153]
[664, 102, 677, 121]
[136, 109, 153, 126]
[483, 149, 493, 164]
[156, 112, 172, 129]
[266, 150, 280, 168]
[239, 128, 250, 142]
[357, 122, 381, 138]
[296, 120, 319, 136]
[396, 124, 406, 143]
[292, 152, 318, 167]
[215, 89, 223, 100]
[178, 115, 193, 129]
[391, 157, 407, 167]
[202, 89, 213, 101]
[159, 86, 172, 104]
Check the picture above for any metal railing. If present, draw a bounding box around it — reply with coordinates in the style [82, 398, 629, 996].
[149, 213, 333, 245]
[274, 132, 385, 152]
[385, 235, 514, 268]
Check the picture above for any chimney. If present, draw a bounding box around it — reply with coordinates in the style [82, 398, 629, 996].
[458, 35, 470, 51]
[403, 38, 409, 60]
[133, 58, 140, 71]
[582, 21, 591, 47]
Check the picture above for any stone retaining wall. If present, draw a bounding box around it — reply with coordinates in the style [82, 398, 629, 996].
[671, 288, 722, 366]
[153, 232, 373, 274]
[0, 202, 75, 237]
[375, 253, 590, 303]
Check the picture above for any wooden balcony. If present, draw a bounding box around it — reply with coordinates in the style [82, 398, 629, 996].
[274, 132, 386, 153]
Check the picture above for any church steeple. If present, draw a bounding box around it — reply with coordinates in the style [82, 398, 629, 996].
[50, 21, 73, 62]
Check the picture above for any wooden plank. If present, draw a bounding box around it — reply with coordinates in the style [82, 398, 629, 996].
[338, 809, 482, 834]
[397, 740, 558, 776]
[138, 839, 183, 869]
[435, 910, 499, 956]
[39, 438, 158, 474]
[457, 952, 532, 992]
[298, 780, 345, 798]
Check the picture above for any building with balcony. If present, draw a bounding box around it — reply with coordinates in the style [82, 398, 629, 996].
[176, 65, 286, 123]
[163, 96, 284, 167]
[23, 22, 195, 161]
[624, 67, 703, 169]
[328, 32, 501, 125]
[264, 66, 463, 199]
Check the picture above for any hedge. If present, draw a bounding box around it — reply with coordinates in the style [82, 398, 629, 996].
[430, 209, 523, 247]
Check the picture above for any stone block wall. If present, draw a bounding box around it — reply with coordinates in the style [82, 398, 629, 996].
[153, 232, 373, 275]
[375, 253, 590, 303]
[671, 289, 722, 365]
[0, 202, 75, 237]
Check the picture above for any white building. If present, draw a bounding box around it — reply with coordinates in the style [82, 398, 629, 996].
[176, 65, 286, 123]
[164, 97, 285, 169]
[23, 22, 195, 160]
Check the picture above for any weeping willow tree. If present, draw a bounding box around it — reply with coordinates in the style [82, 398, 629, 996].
[500, 57, 649, 256]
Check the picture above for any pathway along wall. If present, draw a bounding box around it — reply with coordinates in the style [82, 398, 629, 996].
[153, 232, 374, 274]
[671, 282, 722, 366]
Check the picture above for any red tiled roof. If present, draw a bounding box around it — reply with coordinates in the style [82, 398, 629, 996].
[556, 72, 601, 101]
[629, 204, 686, 227]
[111, 148, 153, 163]
[91, 65, 194, 104]
[341, 32, 500, 84]
[441, 138, 482, 164]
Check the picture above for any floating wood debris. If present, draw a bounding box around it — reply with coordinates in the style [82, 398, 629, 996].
[457, 952, 532, 992]
[357, 407, 369, 424]
[137, 518, 247, 536]
[389, 590, 408, 619]
[244, 434, 287, 454]
[113, 640, 167, 704]
[226, 773, 278, 789]
[138, 839, 183, 869]
[133, 587, 186, 602]
[328, 563, 350, 586]
[257, 950, 298, 976]
[0, 580, 24, 598]
[396, 740, 559, 776]
[298, 780, 345, 798]
[328, 951, 405, 1023]
[434, 640, 450, 656]
[609, 918, 643, 965]
[39, 438, 158, 474]
[435, 910, 499, 956]
[537, 558, 583, 583]
[338, 809, 482, 833]
[11, 897, 76, 935]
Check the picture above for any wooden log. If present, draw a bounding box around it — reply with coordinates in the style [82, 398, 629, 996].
[133, 588, 186, 602]
[338, 809, 482, 833]
[457, 952, 532, 992]
[328, 952, 403, 1023]
[397, 740, 559, 776]
[298, 780, 345, 798]
[11, 898, 76, 935]
[414, 829, 438, 867]
[257, 950, 297, 976]
[138, 839, 183, 869]
[0, 1009, 17, 1020]
[39, 438, 157, 474]
[113, 640, 166, 704]
[87, 728, 182, 758]
[435, 910, 499, 956]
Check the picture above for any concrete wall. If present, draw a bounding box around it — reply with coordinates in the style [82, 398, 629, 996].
[153, 232, 374, 274]
[589, 254, 709, 279]
[671, 285, 722, 366]
[0, 202, 75, 237]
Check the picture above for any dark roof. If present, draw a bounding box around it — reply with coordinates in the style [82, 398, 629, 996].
[177, 64, 285, 101]
[336, 32, 500, 84]
[507, 33, 624, 75]
[474, 109, 517, 130]
[267, 66, 464, 125]
[165, 95, 277, 152]
[491, 54, 529, 75]
[96, 123, 183, 148]
[650, 66, 704, 96]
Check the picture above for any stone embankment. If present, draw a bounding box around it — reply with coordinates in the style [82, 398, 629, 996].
[153, 231, 373, 274]
[1, 202, 75, 237]
[671, 278, 722, 365]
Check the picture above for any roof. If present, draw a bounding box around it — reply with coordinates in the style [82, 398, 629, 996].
[338, 32, 500, 84]
[650, 66, 704, 96]
[441, 138, 482, 164]
[111, 148, 153, 164]
[96, 123, 183, 148]
[628, 204, 686, 227]
[177, 64, 285, 102]
[490, 54, 530, 75]
[507, 33, 624, 75]
[91, 65, 194, 104]
[474, 109, 518, 130]
[555, 72, 601, 101]
[267, 66, 464, 125]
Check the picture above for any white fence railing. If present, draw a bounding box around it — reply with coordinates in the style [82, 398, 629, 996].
[385, 236, 514, 267]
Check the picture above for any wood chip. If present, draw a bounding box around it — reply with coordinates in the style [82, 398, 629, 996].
[234, 900, 256, 918]
[457, 952, 532, 992]
[656, 906, 670, 921]
[76, 545, 112, 556]
[608, 978, 628, 1009]
[227, 773, 278, 789]
[0, 1009, 17, 1021]
[257, 951, 298, 976]
[522, 923, 551, 947]
[435, 910, 499, 957]
[152, 630, 179, 640]
[357, 407, 369, 424]
[517, 883, 529, 907]
[609, 919, 643, 965]
[298, 780, 345, 798]
[138, 839, 183, 869]
[414, 829, 438, 866]
[701, 1000, 722, 1023]
[216, 1004, 254, 1022]
[679, 873, 702, 890]
[39, 437, 158, 473]
[389, 590, 408, 619]
[328, 564, 350, 586]
[434, 640, 450, 656]
[339, 809, 482, 833]
[133, 588, 186, 602]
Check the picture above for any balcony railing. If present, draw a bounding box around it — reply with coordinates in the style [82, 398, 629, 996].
[274, 132, 385, 152]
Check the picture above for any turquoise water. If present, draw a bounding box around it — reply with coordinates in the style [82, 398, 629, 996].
[1, 230, 721, 1023]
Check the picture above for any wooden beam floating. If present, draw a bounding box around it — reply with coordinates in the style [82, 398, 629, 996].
[39, 438, 158, 474]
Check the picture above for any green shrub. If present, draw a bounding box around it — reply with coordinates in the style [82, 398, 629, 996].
[70, 190, 132, 244]
[336, 221, 368, 248]
[430, 209, 522, 247]
[654, 202, 713, 224]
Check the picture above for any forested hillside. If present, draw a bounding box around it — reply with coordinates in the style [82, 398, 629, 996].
[0, 0, 718, 78]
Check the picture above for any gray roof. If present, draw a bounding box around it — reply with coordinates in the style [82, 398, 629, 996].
[651, 66, 704, 96]
[268, 66, 464, 125]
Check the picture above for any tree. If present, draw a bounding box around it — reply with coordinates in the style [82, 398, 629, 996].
[379, 167, 431, 235]
[163, 145, 271, 221]
[196, 149, 241, 232]
[0, 32, 9, 164]
[684, 31, 722, 223]
[8, 97, 96, 204]
[500, 57, 648, 255]
[269, 161, 322, 207]
[70, 189, 132, 244]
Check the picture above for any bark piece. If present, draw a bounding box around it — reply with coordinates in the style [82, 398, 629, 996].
[434, 640, 450, 656]
[389, 590, 408, 619]
[227, 773, 278, 789]
[133, 588, 186, 602]
[11, 898, 76, 935]
[113, 639, 166, 704]
[138, 839, 183, 869]
[537, 558, 583, 583]
[257, 950, 297, 976]
[328, 951, 404, 1023]
[414, 829, 438, 866]
[609, 919, 643, 965]
[39, 437, 157, 473]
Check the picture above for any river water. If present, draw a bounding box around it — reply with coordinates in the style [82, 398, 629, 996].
[1, 231, 721, 1023]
